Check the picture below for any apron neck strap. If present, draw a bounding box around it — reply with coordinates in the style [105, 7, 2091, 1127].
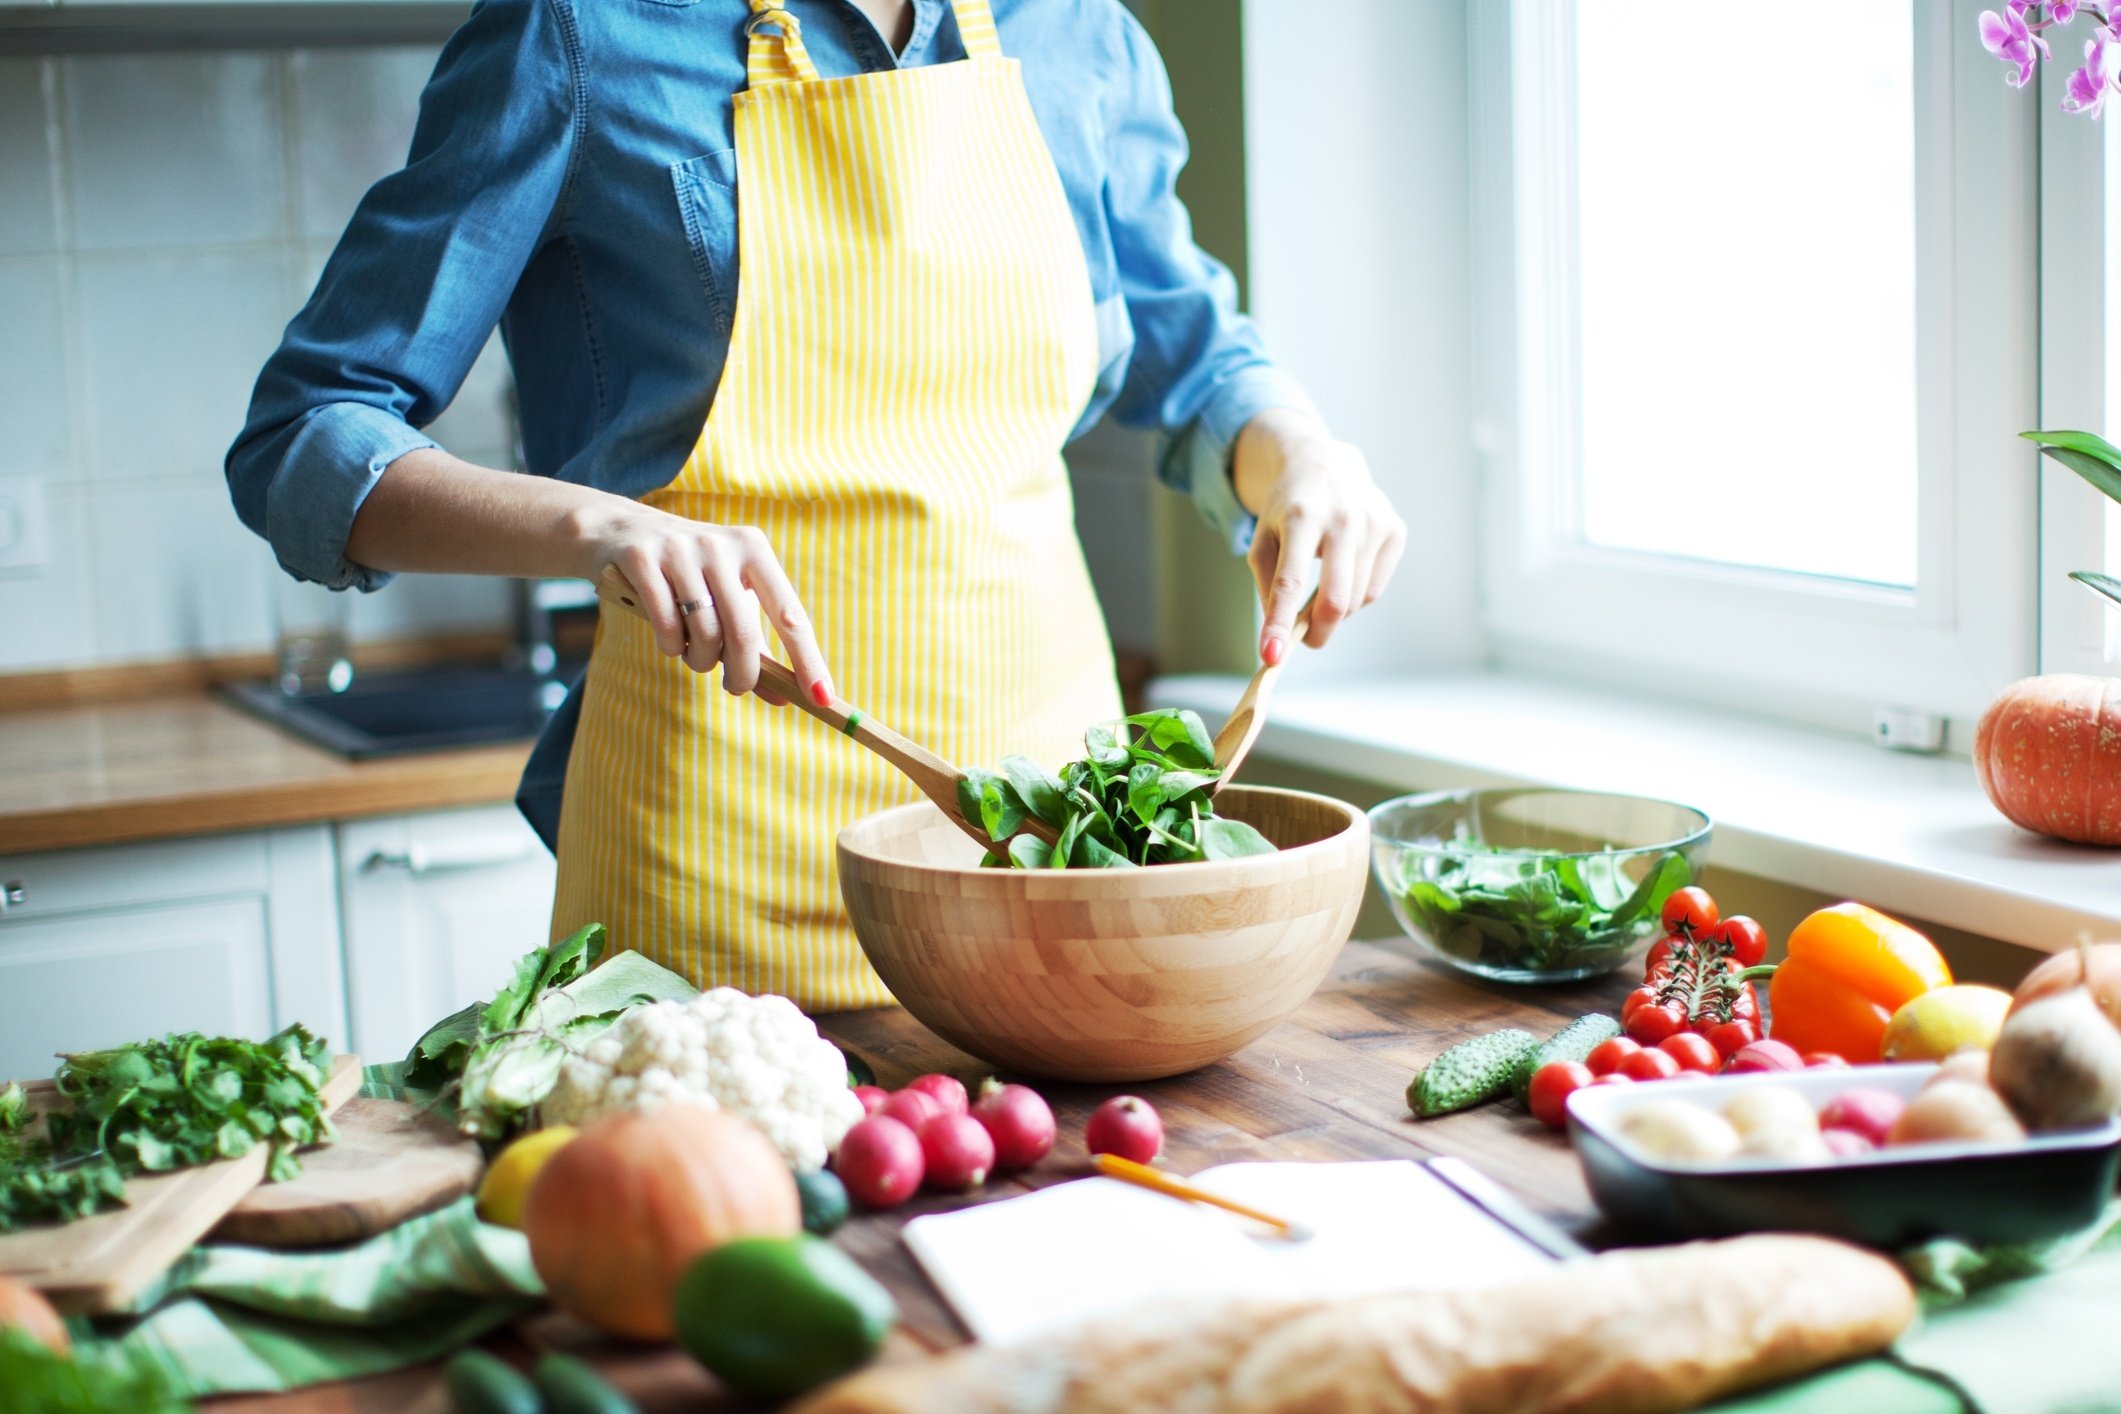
[745, 0, 1005, 89]
[745, 3, 823, 87]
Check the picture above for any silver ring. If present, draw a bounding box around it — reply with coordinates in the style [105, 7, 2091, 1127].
[677, 599, 705, 617]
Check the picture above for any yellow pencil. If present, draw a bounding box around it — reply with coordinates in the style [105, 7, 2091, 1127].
[1091, 1153, 1313, 1241]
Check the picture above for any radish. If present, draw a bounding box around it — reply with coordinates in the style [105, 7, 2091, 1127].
[971, 1080, 1056, 1169]
[1085, 1095, 1162, 1164]
[1821, 1127, 1876, 1159]
[918, 1113, 995, 1192]
[1724, 1039, 1805, 1074]
[880, 1088, 941, 1132]
[1817, 1088, 1905, 1148]
[905, 1074, 969, 1116]
[852, 1085, 890, 1117]
[835, 1117, 925, 1209]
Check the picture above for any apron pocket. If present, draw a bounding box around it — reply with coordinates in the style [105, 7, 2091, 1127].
[672, 149, 739, 337]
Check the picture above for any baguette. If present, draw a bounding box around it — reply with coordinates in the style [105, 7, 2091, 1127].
[792, 1234, 1915, 1414]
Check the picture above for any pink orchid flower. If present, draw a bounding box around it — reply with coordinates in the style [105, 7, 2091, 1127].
[1980, 5, 2053, 86]
[2062, 27, 2121, 115]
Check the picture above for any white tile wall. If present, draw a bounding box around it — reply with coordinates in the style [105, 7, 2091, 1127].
[0, 44, 527, 675]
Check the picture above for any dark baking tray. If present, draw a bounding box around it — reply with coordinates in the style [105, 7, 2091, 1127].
[1567, 1064, 2121, 1248]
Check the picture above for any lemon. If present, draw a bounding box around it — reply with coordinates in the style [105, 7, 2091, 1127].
[1882, 985, 2014, 1062]
[476, 1125, 578, 1229]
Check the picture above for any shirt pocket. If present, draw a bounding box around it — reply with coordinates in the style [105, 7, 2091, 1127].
[671, 148, 739, 337]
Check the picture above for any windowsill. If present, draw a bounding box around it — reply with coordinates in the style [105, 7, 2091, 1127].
[1148, 669, 2116, 954]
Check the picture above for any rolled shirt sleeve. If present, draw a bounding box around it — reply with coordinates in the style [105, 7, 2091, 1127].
[225, 0, 581, 590]
[1097, 7, 1317, 555]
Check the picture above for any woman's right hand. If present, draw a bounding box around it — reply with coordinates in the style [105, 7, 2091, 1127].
[581, 503, 833, 706]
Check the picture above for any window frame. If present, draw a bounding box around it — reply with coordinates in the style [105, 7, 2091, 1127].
[2036, 55, 2121, 676]
[1467, 0, 2040, 739]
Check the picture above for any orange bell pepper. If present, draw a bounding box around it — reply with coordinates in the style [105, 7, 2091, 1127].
[1767, 903, 1951, 1063]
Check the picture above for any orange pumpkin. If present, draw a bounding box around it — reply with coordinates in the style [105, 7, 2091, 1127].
[1973, 674, 2121, 846]
[0, 1274, 70, 1356]
[524, 1104, 798, 1340]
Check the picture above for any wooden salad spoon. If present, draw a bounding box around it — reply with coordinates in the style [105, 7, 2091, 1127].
[592, 566, 1054, 853]
[1209, 606, 1312, 796]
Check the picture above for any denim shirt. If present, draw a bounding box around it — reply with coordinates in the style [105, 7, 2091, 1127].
[227, 0, 1312, 845]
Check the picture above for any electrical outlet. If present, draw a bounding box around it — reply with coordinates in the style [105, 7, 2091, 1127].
[0, 479, 49, 571]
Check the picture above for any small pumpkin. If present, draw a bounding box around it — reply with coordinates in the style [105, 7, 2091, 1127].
[1973, 674, 2121, 846]
[524, 1104, 799, 1340]
[0, 1274, 70, 1356]
[2012, 941, 2121, 1032]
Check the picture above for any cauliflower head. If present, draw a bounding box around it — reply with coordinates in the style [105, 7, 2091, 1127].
[541, 988, 864, 1171]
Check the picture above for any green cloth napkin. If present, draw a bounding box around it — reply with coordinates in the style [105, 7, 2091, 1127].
[74, 1196, 543, 1400]
[1708, 1202, 2121, 1414]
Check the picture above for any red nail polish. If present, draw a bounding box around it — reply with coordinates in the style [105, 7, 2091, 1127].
[811, 679, 834, 707]
[1262, 637, 1284, 667]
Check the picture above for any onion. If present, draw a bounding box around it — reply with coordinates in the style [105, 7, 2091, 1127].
[2011, 942, 2121, 1032]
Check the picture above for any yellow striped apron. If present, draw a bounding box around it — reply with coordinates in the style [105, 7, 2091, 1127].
[550, 0, 1121, 1008]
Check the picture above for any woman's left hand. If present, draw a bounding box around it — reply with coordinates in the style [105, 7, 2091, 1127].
[1233, 407, 1407, 665]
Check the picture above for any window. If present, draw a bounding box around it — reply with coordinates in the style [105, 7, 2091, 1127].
[1470, 0, 2039, 735]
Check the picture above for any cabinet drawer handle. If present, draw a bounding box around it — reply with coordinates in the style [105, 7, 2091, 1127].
[0, 881, 23, 913]
[363, 838, 538, 875]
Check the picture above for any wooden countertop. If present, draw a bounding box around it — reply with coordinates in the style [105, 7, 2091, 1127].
[209, 939, 1634, 1412]
[0, 695, 531, 855]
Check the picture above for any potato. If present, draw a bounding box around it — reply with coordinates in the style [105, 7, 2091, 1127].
[1886, 1081, 2025, 1148]
[1989, 988, 2121, 1132]
[1616, 1099, 1741, 1165]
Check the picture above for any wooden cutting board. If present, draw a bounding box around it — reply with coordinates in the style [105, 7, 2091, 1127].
[210, 1097, 484, 1248]
[0, 1053, 361, 1314]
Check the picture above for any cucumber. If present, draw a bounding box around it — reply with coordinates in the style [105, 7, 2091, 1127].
[443, 1350, 541, 1414]
[796, 1166, 851, 1236]
[534, 1351, 639, 1414]
[1407, 1028, 1540, 1117]
[1510, 1013, 1625, 1104]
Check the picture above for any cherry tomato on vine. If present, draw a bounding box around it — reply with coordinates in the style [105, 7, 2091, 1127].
[1621, 986, 1660, 1022]
[1715, 916, 1770, 967]
[1624, 1001, 1686, 1046]
[1588, 1072, 1637, 1087]
[1660, 887, 1720, 935]
[1585, 1036, 1643, 1076]
[1704, 1019, 1760, 1059]
[1658, 1032, 1722, 1073]
[1644, 938, 1677, 975]
[1618, 1048, 1683, 1082]
[1527, 1060, 1594, 1129]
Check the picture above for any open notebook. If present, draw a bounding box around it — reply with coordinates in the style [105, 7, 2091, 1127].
[902, 1158, 1580, 1345]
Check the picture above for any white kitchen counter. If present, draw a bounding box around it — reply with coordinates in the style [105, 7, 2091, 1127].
[1150, 669, 2119, 955]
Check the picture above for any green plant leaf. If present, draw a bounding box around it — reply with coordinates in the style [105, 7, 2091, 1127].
[1007, 833, 1055, 869]
[2071, 570, 2121, 610]
[1001, 755, 1069, 828]
[1084, 725, 1130, 769]
[2024, 430, 2121, 504]
[1200, 817, 1277, 860]
[1607, 852, 1692, 932]
[978, 777, 1027, 842]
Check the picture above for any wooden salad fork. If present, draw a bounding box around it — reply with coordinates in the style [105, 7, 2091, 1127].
[591, 566, 1054, 853]
[1209, 605, 1312, 795]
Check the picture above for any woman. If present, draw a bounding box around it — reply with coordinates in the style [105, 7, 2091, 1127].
[229, 0, 1404, 1008]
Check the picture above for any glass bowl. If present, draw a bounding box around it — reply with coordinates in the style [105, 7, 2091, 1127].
[1368, 788, 1712, 983]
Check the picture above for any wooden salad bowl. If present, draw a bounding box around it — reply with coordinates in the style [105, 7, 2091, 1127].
[835, 786, 1370, 1082]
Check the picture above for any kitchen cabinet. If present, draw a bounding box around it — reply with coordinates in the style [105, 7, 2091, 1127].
[335, 804, 555, 1062]
[0, 829, 344, 1079]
